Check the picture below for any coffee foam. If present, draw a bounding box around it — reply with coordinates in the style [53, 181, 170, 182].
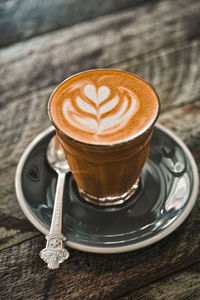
[49, 70, 160, 145]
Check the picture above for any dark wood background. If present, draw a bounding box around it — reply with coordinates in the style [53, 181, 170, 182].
[0, 0, 200, 299]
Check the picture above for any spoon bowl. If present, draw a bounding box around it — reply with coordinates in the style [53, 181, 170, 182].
[47, 136, 70, 173]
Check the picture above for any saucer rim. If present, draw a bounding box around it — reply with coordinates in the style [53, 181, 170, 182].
[15, 123, 199, 254]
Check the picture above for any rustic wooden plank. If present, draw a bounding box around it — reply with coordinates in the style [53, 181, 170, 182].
[0, 0, 145, 48]
[0, 215, 40, 251]
[0, 199, 199, 299]
[159, 101, 200, 149]
[1, 0, 200, 105]
[119, 262, 200, 300]
[1, 38, 200, 113]
[0, 86, 52, 170]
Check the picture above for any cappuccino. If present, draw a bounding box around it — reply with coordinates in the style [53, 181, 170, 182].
[49, 70, 160, 205]
[49, 70, 159, 145]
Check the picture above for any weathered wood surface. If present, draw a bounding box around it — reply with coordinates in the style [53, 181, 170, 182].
[0, 214, 200, 300]
[0, 0, 200, 299]
[0, 0, 145, 48]
[121, 262, 200, 300]
[1, 0, 200, 107]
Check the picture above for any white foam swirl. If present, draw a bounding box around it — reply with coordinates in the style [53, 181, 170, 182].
[62, 84, 138, 135]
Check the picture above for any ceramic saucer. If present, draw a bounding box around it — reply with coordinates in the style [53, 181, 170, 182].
[15, 124, 199, 254]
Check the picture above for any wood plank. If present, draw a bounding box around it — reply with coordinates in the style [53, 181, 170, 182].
[159, 101, 200, 148]
[0, 39, 200, 112]
[0, 0, 145, 48]
[119, 262, 200, 300]
[0, 215, 40, 251]
[1, 0, 200, 105]
[0, 199, 199, 299]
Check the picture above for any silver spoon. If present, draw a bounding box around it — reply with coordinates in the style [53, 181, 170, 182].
[40, 135, 70, 269]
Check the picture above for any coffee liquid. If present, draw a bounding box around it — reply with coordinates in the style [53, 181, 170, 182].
[49, 70, 159, 145]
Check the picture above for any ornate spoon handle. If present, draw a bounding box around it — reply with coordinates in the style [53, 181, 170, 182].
[40, 173, 69, 269]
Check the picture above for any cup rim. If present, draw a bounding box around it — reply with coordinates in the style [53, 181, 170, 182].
[48, 68, 160, 147]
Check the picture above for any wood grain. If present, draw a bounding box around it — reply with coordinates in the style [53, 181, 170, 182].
[1, 0, 200, 105]
[159, 101, 200, 148]
[0, 202, 199, 299]
[0, 0, 200, 298]
[120, 263, 200, 300]
[0, 0, 144, 48]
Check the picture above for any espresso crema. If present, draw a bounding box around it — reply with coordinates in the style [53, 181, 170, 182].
[49, 70, 160, 145]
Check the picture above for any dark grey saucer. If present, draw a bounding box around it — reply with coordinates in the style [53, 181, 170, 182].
[15, 124, 199, 253]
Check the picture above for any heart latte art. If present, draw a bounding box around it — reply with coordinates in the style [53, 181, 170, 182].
[49, 70, 160, 144]
[62, 84, 138, 135]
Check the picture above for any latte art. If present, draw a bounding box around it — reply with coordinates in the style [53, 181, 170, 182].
[62, 84, 138, 135]
[49, 70, 160, 144]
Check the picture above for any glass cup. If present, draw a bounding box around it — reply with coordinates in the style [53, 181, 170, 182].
[48, 69, 160, 205]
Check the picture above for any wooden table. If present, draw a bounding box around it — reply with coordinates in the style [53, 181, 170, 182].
[0, 0, 200, 299]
